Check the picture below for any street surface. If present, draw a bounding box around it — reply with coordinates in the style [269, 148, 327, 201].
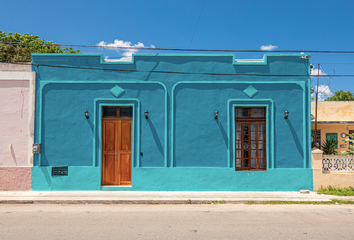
[0, 204, 353, 239]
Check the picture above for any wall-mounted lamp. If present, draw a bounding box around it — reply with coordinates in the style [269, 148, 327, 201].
[85, 110, 89, 119]
[284, 111, 289, 119]
[214, 111, 219, 120]
[145, 111, 149, 119]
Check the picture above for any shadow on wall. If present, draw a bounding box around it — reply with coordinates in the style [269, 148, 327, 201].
[137, 61, 160, 97]
[147, 118, 164, 157]
[41, 167, 52, 189]
[286, 119, 304, 159]
[216, 119, 228, 148]
[9, 144, 18, 166]
[86, 117, 93, 133]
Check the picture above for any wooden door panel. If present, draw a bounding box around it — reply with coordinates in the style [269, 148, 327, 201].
[120, 121, 132, 151]
[103, 122, 116, 151]
[102, 154, 116, 185]
[119, 153, 132, 185]
[102, 120, 118, 185]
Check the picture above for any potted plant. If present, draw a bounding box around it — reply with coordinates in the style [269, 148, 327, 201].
[321, 139, 338, 155]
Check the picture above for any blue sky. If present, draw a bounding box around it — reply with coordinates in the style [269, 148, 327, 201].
[2, 0, 354, 99]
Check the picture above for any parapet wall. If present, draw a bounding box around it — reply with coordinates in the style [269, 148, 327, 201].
[312, 149, 354, 190]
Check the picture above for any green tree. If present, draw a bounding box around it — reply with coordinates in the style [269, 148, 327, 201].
[0, 31, 80, 62]
[325, 90, 354, 101]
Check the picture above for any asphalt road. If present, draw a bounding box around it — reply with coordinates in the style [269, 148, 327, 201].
[0, 204, 353, 239]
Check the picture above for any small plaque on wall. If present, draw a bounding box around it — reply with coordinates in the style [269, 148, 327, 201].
[340, 144, 346, 148]
[52, 167, 68, 176]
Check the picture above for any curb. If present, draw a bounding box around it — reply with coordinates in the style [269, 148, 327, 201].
[0, 199, 333, 204]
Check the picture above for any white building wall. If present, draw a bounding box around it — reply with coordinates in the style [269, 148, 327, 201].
[0, 63, 35, 190]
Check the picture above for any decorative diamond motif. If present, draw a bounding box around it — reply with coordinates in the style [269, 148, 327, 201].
[243, 85, 258, 98]
[110, 85, 124, 98]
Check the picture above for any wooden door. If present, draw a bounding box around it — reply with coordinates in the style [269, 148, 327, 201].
[102, 107, 132, 185]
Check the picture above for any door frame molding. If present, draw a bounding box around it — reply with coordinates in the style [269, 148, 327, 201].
[94, 99, 140, 186]
[228, 100, 274, 170]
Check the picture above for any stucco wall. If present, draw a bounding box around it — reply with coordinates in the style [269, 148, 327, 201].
[311, 101, 354, 122]
[31, 53, 312, 191]
[312, 149, 354, 190]
[0, 167, 31, 191]
[0, 80, 30, 166]
[0, 63, 34, 190]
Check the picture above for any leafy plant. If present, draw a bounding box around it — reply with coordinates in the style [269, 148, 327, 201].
[321, 139, 338, 155]
[245, 200, 354, 205]
[341, 133, 354, 155]
[311, 141, 320, 149]
[317, 185, 354, 196]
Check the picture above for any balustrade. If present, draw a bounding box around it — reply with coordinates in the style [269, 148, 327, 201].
[322, 156, 354, 171]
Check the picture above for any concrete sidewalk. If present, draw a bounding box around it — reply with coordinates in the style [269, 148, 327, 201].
[0, 191, 346, 204]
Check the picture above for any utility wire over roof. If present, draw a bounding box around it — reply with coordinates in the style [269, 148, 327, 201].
[2, 42, 354, 54]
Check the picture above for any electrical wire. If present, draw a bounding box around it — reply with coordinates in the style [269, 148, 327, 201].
[188, 0, 206, 48]
[319, 63, 354, 64]
[3, 41, 354, 54]
[1, 61, 351, 77]
[2, 52, 354, 78]
[315, 65, 335, 96]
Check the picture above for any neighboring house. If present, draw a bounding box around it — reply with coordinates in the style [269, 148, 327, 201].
[31, 53, 312, 191]
[0, 63, 35, 190]
[311, 101, 354, 153]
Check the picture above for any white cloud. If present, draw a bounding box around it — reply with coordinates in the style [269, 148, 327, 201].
[311, 67, 327, 76]
[97, 39, 155, 61]
[312, 84, 333, 101]
[260, 44, 278, 51]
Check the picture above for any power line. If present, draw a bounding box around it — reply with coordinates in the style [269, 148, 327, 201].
[316, 65, 335, 95]
[3, 41, 354, 54]
[320, 63, 354, 64]
[188, 0, 206, 48]
[2, 61, 353, 77]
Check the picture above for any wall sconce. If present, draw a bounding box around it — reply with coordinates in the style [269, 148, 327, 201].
[145, 111, 149, 119]
[215, 111, 219, 120]
[284, 111, 289, 119]
[85, 110, 89, 119]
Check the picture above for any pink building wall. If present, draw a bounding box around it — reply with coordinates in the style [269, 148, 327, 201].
[0, 63, 34, 190]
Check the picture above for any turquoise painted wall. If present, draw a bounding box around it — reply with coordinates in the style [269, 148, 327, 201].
[31, 53, 312, 191]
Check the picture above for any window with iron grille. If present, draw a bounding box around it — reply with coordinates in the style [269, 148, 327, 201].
[311, 130, 321, 148]
[235, 107, 266, 171]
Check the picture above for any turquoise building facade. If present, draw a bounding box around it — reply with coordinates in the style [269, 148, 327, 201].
[31, 53, 312, 191]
